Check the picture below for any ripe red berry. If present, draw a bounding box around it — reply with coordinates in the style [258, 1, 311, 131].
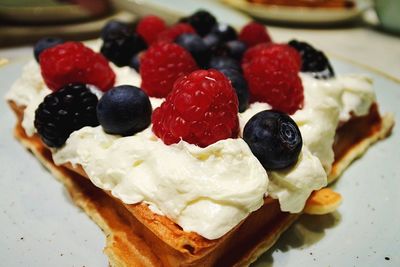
[243, 56, 304, 115]
[136, 15, 167, 45]
[156, 23, 196, 43]
[152, 69, 239, 147]
[39, 42, 115, 91]
[242, 43, 301, 72]
[140, 42, 198, 98]
[238, 22, 272, 47]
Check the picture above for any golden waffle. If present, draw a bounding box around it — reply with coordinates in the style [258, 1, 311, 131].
[8, 100, 394, 266]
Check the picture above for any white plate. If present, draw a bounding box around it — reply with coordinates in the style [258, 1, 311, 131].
[221, 0, 370, 25]
[111, 0, 251, 27]
[0, 48, 399, 266]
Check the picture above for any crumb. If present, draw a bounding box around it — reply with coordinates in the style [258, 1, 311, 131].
[20, 237, 24, 240]
[60, 253, 63, 256]
[385, 257, 390, 261]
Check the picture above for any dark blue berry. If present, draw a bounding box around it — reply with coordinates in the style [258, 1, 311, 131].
[175, 33, 208, 68]
[101, 20, 129, 40]
[101, 29, 147, 67]
[219, 68, 249, 113]
[288, 40, 334, 79]
[34, 83, 99, 148]
[34, 37, 64, 62]
[208, 56, 241, 72]
[210, 23, 237, 42]
[203, 33, 222, 52]
[181, 10, 217, 36]
[129, 53, 141, 72]
[243, 110, 302, 170]
[224, 40, 247, 60]
[97, 85, 152, 136]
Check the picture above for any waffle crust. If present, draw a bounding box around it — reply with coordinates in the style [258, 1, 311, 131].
[8, 101, 394, 266]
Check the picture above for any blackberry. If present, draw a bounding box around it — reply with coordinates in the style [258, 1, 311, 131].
[34, 83, 99, 148]
[181, 10, 216, 36]
[101, 28, 147, 67]
[289, 40, 334, 79]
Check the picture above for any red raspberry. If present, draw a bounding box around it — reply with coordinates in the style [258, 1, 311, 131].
[152, 69, 239, 147]
[243, 56, 304, 114]
[156, 23, 196, 43]
[242, 43, 301, 72]
[238, 22, 272, 47]
[140, 42, 198, 98]
[136, 15, 167, 45]
[40, 42, 115, 91]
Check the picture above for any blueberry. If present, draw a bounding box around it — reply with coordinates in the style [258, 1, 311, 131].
[97, 85, 152, 136]
[203, 33, 222, 52]
[181, 10, 217, 36]
[34, 37, 64, 62]
[219, 68, 249, 113]
[224, 40, 247, 60]
[208, 56, 241, 72]
[101, 30, 147, 67]
[175, 33, 208, 68]
[129, 53, 141, 72]
[288, 39, 334, 79]
[243, 110, 302, 170]
[101, 20, 129, 40]
[210, 23, 237, 42]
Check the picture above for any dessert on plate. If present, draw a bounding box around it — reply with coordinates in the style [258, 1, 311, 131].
[6, 10, 394, 267]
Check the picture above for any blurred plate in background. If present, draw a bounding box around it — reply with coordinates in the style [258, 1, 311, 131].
[221, 0, 371, 25]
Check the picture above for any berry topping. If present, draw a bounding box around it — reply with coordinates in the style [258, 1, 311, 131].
[210, 23, 237, 42]
[243, 55, 303, 114]
[129, 52, 142, 72]
[289, 40, 335, 79]
[40, 42, 115, 92]
[101, 20, 129, 40]
[136, 15, 167, 45]
[238, 22, 272, 47]
[97, 85, 152, 136]
[175, 33, 208, 67]
[208, 56, 241, 72]
[223, 40, 247, 60]
[156, 23, 196, 43]
[34, 83, 99, 148]
[242, 43, 301, 72]
[219, 68, 249, 113]
[243, 110, 302, 170]
[140, 42, 198, 98]
[203, 33, 222, 54]
[181, 10, 217, 36]
[33, 37, 64, 62]
[101, 29, 147, 67]
[152, 69, 239, 147]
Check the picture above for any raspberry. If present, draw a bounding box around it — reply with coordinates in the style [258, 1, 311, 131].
[40, 42, 115, 91]
[243, 56, 303, 114]
[156, 23, 196, 43]
[34, 83, 99, 148]
[238, 22, 272, 47]
[140, 42, 198, 98]
[136, 15, 167, 45]
[152, 69, 239, 147]
[242, 43, 301, 72]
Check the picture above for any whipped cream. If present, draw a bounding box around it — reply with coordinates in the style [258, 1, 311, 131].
[53, 126, 268, 239]
[5, 44, 375, 240]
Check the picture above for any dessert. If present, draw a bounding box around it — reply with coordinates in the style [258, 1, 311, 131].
[5, 10, 394, 266]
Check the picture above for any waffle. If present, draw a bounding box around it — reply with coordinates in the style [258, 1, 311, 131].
[8, 98, 394, 266]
